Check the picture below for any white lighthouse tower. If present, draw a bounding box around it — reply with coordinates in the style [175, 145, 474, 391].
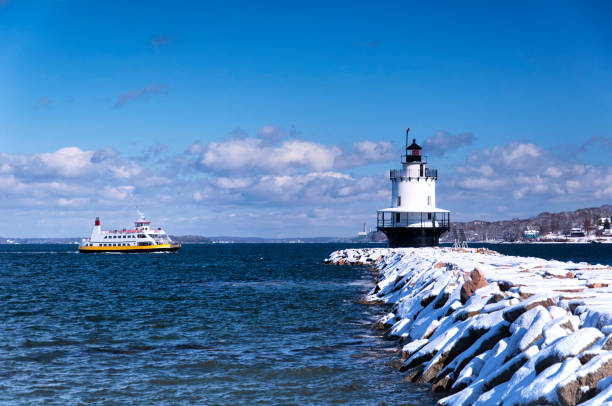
[376, 128, 450, 247]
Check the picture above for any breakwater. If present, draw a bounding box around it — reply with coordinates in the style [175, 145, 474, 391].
[326, 247, 612, 405]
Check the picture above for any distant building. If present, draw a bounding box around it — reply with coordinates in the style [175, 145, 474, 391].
[599, 217, 612, 236]
[357, 224, 367, 238]
[569, 227, 586, 238]
[377, 129, 450, 247]
[523, 228, 540, 240]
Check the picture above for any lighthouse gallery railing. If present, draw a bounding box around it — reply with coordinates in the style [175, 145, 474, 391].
[377, 211, 450, 230]
[389, 168, 438, 179]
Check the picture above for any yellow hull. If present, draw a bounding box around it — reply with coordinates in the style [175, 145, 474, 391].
[78, 243, 181, 253]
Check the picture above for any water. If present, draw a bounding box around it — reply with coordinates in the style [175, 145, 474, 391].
[4, 243, 610, 405]
[0, 243, 438, 405]
[451, 242, 612, 266]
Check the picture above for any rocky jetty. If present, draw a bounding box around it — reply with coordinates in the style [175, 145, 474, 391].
[325, 247, 612, 405]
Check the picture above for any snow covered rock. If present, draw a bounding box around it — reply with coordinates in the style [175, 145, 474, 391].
[460, 268, 488, 303]
[556, 352, 612, 406]
[534, 328, 603, 374]
[326, 247, 612, 405]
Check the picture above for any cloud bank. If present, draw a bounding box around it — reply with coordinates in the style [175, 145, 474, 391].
[446, 142, 612, 218]
[1, 127, 611, 236]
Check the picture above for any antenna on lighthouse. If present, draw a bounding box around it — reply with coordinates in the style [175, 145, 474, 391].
[405, 128, 410, 150]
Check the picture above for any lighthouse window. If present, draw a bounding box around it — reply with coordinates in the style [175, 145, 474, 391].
[395, 213, 400, 223]
[397, 196, 401, 206]
[427, 196, 431, 206]
[420, 165, 424, 177]
[428, 213, 432, 220]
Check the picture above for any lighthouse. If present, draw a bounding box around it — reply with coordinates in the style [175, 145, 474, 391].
[376, 129, 450, 247]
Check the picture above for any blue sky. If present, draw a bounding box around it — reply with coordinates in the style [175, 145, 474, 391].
[1, 1, 611, 237]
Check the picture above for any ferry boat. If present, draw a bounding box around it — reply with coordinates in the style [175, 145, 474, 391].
[78, 212, 181, 253]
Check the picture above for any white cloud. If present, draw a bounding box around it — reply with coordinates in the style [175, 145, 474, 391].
[57, 197, 88, 207]
[8, 128, 610, 238]
[450, 141, 612, 209]
[216, 177, 253, 189]
[102, 185, 135, 200]
[501, 143, 540, 166]
[39, 147, 95, 177]
[0, 147, 143, 180]
[187, 126, 396, 174]
[0, 131, 399, 237]
[196, 137, 341, 173]
[109, 163, 142, 179]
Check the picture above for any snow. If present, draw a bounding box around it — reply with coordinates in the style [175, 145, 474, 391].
[326, 247, 612, 405]
[502, 357, 582, 405]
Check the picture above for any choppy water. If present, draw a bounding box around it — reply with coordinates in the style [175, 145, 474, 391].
[0, 243, 438, 405]
[456, 242, 612, 266]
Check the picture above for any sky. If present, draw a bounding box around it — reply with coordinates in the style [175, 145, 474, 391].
[1, 1, 612, 237]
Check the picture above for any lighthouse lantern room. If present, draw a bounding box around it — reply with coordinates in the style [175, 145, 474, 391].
[376, 128, 451, 247]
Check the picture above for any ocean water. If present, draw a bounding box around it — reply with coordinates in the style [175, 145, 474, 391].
[454, 242, 612, 266]
[3, 243, 611, 405]
[0, 243, 438, 405]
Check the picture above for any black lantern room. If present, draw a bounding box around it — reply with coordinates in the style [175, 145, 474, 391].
[404, 128, 422, 162]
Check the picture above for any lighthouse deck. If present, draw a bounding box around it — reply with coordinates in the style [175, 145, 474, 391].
[390, 167, 438, 179]
[377, 209, 450, 229]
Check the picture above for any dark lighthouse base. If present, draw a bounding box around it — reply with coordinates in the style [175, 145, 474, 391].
[378, 227, 448, 248]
